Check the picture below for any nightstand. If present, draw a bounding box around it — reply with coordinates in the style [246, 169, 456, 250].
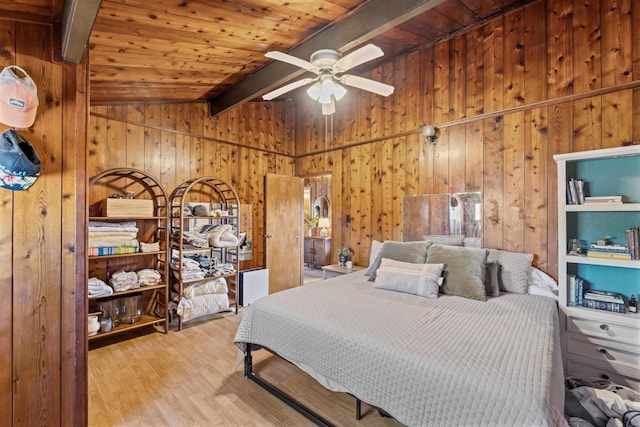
[321, 264, 365, 279]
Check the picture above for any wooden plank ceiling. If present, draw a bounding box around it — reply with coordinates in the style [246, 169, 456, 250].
[1, 0, 534, 112]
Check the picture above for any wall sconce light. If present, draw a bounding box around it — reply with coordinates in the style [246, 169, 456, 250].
[422, 125, 439, 145]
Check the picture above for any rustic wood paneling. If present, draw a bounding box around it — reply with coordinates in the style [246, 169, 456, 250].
[294, 0, 640, 279]
[1, 17, 87, 426]
[0, 20, 15, 424]
[88, 102, 296, 271]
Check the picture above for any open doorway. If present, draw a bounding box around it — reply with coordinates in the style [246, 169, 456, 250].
[302, 174, 332, 282]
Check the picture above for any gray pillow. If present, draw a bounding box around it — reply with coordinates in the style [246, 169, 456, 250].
[426, 244, 488, 301]
[486, 248, 533, 294]
[366, 240, 431, 281]
[373, 258, 444, 299]
[484, 261, 501, 297]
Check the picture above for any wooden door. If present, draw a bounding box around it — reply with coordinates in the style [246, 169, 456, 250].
[265, 173, 304, 293]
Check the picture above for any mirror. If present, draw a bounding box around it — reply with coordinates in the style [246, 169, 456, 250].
[303, 175, 332, 238]
[313, 196, 330, 220]
[402, 192, 482, 241]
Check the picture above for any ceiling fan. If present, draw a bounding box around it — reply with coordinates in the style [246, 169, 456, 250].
[262, 44, 394, 115]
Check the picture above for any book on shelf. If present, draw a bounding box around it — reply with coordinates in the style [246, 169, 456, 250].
[568, 275, 586, 306]
[568, 274, 577, 306]
[566, 178, 585, 205]
[589, 243, 629, 252]
[586, 251, 632, 260]
[583, 195, 623, 204]
[582, 298, 626, 313]
[583, 290, 625, 304]
[626, 227, 639, 260]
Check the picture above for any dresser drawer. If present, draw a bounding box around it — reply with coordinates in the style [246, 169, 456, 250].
[566, 359, 640, 392]
[567, 335, 640, 377]
[567, 316, 640, 345]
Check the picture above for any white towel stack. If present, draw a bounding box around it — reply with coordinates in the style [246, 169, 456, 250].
[137, 269, 161, 286]
[109, 270, 139, 292]
[88, 277, 113, 298]
[140, 242, 160, 252]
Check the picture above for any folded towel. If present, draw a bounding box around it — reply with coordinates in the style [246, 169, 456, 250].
[137, 268, 161, 286]
[87, 277, 113, 298]
[140, 241, 160, 252]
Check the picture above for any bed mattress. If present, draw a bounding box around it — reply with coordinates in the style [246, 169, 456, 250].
[234, 270, 566, 426]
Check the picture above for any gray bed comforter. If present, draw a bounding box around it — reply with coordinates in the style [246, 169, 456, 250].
[234, 270, 566, 426]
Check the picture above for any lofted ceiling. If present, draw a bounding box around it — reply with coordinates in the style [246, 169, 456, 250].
[1, 0, 534, 115]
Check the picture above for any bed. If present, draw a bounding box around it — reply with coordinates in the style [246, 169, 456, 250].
[234, 241, 566, 426]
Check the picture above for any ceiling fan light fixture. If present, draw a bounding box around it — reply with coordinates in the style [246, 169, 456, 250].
[333, 81, 347, 101]
[306, 82, 322, 100]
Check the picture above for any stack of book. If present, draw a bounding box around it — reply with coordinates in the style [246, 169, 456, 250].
[586, 243, 631, 260]
[566, 178, 585, 205]
[584, 195, 623, 205]
[626, 227, 639, 259]
[582, 290, 626, 314]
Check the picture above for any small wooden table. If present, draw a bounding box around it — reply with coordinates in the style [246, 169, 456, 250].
[321, 264, 365, 279]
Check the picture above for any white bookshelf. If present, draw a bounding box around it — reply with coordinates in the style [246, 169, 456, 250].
[555, 145, 640, 391]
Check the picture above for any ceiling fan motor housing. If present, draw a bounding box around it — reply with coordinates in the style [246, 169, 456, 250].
[310, 49, 342, 70]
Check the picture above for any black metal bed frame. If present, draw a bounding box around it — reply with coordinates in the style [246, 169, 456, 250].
[243, 345, 390, 426]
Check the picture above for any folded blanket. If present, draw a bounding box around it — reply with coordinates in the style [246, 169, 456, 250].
[183, 278, 228, 298]
[89, 220, 137, 230]
[208, 224, 239, 247]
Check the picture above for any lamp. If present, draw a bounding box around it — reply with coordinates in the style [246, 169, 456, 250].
[317, 217, 330, 237]
[422, 125, 439, 145]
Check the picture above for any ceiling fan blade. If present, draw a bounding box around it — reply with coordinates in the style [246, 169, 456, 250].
[334, 44, 384, 72]
[262, 78, 316, 100]
[265, 51, 316, 72]
[340, 74, 394, 97]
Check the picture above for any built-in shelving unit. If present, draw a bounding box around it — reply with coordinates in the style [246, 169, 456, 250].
[555, 146, 640, 390]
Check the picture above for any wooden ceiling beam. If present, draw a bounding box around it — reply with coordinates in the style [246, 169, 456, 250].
[208, 0, 446, 116]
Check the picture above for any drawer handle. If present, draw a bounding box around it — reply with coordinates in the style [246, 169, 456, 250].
[599, 324, 609, 331]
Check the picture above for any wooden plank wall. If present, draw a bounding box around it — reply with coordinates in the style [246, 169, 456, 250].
[0, 20, 87, 426]
[295, 0, 640, 276]
[88, 102, 297, 270]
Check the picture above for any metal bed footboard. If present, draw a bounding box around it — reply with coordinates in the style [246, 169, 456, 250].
[244, 345, 335, 426]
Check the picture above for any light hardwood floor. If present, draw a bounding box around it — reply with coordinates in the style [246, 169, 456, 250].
[88, 310, 402, 427]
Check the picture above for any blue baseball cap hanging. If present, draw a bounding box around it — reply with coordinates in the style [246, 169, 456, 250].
[0, 129, 41, 190]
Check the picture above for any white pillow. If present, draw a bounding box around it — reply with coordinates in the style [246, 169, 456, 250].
[368, 239, 383, 267]
[486, 248, 533, 294]
[372, 258, 444, 298]
[527, 267, 559, 300]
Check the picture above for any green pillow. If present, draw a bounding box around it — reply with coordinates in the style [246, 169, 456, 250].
[366, 240, 431, 281]
[426, 244, 488, 301]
